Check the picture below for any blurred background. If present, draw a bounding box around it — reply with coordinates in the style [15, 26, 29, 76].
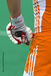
[0, 0, 34, 76]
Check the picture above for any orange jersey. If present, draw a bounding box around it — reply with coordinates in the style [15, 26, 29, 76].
[23, 0, 51, 76]
[33, 0, 51, 33]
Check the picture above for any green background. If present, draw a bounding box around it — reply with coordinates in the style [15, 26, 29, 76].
[0, 0, 34, 76]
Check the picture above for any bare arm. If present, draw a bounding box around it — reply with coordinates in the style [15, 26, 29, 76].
[7, 0, 21, 18]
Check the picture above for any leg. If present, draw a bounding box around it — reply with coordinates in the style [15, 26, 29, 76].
[7, 0, 21, 18]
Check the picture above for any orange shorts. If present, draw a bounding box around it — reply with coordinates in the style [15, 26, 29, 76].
[23, 31, 51, 76]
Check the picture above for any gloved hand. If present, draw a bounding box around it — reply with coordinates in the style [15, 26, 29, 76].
[6, 15, 33, 45]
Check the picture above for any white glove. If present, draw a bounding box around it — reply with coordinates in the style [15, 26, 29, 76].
[6, 15, 33, 45]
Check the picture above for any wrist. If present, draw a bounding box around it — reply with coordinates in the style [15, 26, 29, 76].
[10, 14, 24, 27]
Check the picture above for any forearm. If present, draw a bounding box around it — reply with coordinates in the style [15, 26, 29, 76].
[7, 0, 21, 18]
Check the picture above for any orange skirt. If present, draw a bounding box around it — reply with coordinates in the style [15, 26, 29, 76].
[24, 31, 51, 76]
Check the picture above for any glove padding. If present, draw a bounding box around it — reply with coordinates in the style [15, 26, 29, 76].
[6, 22, 33, 45]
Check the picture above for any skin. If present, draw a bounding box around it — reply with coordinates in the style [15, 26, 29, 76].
[7, 0, 21, 18]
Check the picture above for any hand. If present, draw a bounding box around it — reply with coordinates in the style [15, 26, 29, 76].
[6, 22, 33, 45]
